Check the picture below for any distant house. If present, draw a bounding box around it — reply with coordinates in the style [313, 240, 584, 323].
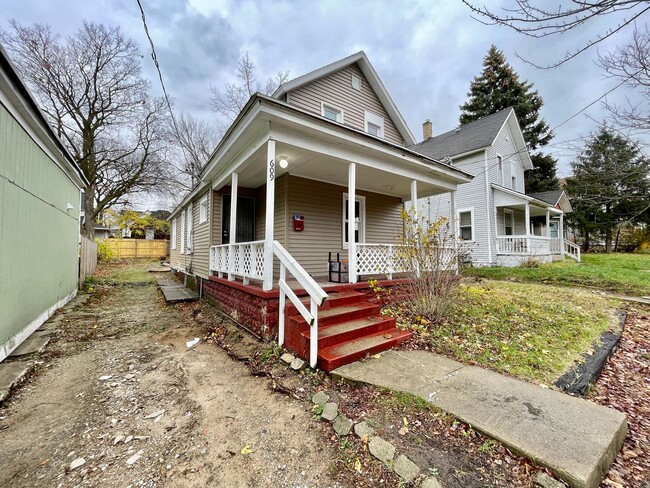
[0, 45, 87, 362]
[413, 108, 579, 266]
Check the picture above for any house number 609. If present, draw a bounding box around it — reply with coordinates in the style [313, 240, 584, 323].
[269, 159, 275, 181]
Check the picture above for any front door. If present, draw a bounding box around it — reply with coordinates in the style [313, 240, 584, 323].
[222, 195, 255, 243]
[549, 221, 559, 238]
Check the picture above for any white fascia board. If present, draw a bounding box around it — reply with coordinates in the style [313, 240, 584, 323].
[261, 103, 471, 186]
[493, 109, 533, 170]
[210, 132, 269, 191]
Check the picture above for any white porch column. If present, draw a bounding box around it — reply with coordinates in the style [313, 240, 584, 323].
[228, 172, 238, 281]
[525, 202, 531, 252]
[410, 180, 418, 220]
[559, 213, 565, 255]
[348, 162, 357, 284]
[545, 209, 551, 237]
[450, 190, 458, 273]
[263, 139, 276, 291]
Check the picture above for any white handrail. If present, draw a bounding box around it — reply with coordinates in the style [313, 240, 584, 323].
[563, 239, 581, 262]
[273, 240, 328, 368]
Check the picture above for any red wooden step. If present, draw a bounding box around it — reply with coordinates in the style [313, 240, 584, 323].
[317, 328, 412, 373]
[302, 315, 396, 349]
[288, 302, 380, 328]
[285, 291, 366, 316]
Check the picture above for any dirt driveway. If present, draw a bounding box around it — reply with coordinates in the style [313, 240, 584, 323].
[0, 261, 342, 488]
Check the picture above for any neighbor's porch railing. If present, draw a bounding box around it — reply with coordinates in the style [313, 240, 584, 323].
[563, 239, 581, 262]
[495, 235, 551, 255]
[356, 243, 457, 279]
[209, 240, 265, 284]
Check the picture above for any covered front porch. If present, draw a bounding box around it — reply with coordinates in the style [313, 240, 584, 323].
[493, 185, 580, 265]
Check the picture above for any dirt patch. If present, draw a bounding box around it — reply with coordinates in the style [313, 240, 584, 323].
[0, 262, 342, 488]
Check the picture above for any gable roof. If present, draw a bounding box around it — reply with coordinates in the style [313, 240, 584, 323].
[527, 189, 572, 213]
[410, 108, 513, 160]
[272, 51, 416, 146]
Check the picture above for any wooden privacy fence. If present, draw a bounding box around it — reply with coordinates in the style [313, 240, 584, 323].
[103, 239, 169, 259]
[79, 236, 98, 285]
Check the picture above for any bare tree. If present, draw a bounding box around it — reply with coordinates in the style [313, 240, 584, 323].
[210, 52, 289, 121]
[167, 112, 219, 190]
[462, 1, 650, 68]
[0, 20, 172, 235]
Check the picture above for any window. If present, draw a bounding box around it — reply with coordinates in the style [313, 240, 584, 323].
[180, 211, 185, 254]
[171, 219, 177, 250]
[364, 111, 384, 138]
[199, 195, 208, 224]
[504, 210, 513, 236]
[497, 155, 503, 185]
[342, 193, 365, 248]
[458, 208, 474, 241]
[351, 74, 361, 90]
[186, 203, 193, 254]
[510, 160, 517, 189]
[321, 103, 343, 123]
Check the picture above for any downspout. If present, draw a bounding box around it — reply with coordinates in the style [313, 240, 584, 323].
[483, 150, 493, 264]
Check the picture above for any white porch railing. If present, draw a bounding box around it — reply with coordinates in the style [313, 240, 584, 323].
[356, 243, 457, 278]
[550, 237, 562, 254]
[563, 239, 581, 262]
[274, 241, 328, 369]
[495, 235, 551, 255]
[209, 240, 265, 284]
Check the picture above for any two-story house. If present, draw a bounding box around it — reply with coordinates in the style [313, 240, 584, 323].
[167, 51, 472, 371]
[413, 108, 579, 267]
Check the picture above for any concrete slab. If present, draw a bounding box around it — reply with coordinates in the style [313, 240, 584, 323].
[8, 332, 50, 358]
[0, 361, 34, 403]
[333, 350, 627, 488]
[148, 266, 171, 273]
[156, 278, 179, 287]
[157, 279, 198, 303]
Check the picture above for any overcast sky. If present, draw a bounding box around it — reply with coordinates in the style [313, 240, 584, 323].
[2, 0, 646, 183]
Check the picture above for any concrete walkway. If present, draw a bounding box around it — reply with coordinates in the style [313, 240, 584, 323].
[332, 350, 627, 488]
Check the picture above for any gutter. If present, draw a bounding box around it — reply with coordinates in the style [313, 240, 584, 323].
[484, 150, 493, 265]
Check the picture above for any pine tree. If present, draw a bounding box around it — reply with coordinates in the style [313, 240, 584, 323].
[460, 45, 559, 192]
[565, 127, 650, 252]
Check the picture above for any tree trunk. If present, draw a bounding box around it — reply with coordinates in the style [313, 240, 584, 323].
[614, 226, 621, 252]
[82, 184, 95, 238]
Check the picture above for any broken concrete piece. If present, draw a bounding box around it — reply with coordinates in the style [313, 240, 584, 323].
[332, 415, 353, 436]
[69, 458, 86, 470]
[368, 437, 395, 466]
[535, 472, 567, 488]
[353, 421, 375, 439]
[421, 476, 443, 488]
[393, 454, 420, 483]
[186, 338, 200, 349]
[290, 358, 306, 371]
[126, 451, 143, 465]
[280, 353, 295, 364]
[320, 402, 338, 422]
[0, 361, 34, 403]
[311, 391, 330, 405]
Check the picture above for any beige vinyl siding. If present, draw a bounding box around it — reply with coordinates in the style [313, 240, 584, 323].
[255, 173, 288, 246]
[495, 207, 527, 235]
[287, 63, 404, 146]
[191, 190, 210, 278]
[287, 175, 402, 278]
[169, 213, 182, 270]
[211, 189, 221, 245]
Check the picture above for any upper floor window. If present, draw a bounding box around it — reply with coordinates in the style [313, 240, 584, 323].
[351, 74, 361, 91]
[199, 195, 208, 224]
[510, 160, 517, 190]
[321, 103, 343, 123]
[364, 111, 384, 138]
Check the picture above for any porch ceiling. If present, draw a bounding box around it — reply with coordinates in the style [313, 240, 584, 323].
[217, 140, 455, 200]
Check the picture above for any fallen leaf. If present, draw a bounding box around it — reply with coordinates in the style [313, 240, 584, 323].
[240, 445, 253, 455]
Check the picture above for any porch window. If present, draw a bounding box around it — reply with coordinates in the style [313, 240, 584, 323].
[343, 193, 365, 248]
[458, 208, 474, 241]
[321, 103, 343, 123]
[199, 195, 208, 224]
[504, 209, 513, 236]
[180, 210, 185, 254]
[364, 111, 384, 138]
[171, 219, 177, 250]
[186, 203, 193, 254]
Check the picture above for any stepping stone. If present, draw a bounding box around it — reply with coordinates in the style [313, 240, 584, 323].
[159, 284, 198, 303]
[393, 454, 420, 483]
[321, 402, 338, 421]
[354, 421, 375, 439]
[311, 391, 330, 405]
[332, 415, 353, 436]
[368, 437, 395, 466]
[333, 350, 627, 488]
[8, 332, 50, 357]
[0, 361, 34, 403]
[421, 477, 443, 488]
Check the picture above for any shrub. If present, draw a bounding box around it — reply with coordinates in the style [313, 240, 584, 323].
[95, 238, 115, 261]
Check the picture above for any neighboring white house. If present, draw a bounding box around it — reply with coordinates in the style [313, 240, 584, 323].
[412, 108, 580, 266]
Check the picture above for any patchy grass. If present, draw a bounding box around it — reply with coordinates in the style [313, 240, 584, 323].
[396, 280, 619, 385]
[462, 253, 650, 296]
[89, 258, 159, 285]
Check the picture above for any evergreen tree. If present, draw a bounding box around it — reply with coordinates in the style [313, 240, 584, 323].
[460, 45, 559, 192]
[565, 127, 650, 252]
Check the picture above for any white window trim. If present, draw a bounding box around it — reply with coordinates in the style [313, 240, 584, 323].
[321, 102, 344, 124]
[180, 211, 185, 254]
[342, 193, 366, 249]
[199, 195, 208, 224]
[510, 160, 517, 190]
[497, 154, 504, 186]
[457, 207, 475, 243]
[351, 74, 361, 91]
[364, 110, 384, 138]
[503, 209, 514, 236]
[186, 203, 193, 254]
[171, 219, 177, 250]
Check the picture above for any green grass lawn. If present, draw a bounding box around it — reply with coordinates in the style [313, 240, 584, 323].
[462, 253, 650, 296]
[88, 258, 159, 285]
[396, 280, 619, 385]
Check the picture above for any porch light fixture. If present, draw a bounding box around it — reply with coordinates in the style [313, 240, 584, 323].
[279, 157, 289, 169]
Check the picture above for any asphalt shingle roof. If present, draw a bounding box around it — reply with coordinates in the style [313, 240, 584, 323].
[409, 108, 513, 161]
[527, 190, 564, 205]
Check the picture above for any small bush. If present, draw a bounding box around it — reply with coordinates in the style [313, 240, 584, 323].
[95, 238, 114, 261]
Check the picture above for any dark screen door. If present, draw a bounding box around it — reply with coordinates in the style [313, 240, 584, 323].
[222, 195, 255, 243]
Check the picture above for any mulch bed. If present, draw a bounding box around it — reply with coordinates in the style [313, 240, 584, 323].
[589, 308, 650, 488]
